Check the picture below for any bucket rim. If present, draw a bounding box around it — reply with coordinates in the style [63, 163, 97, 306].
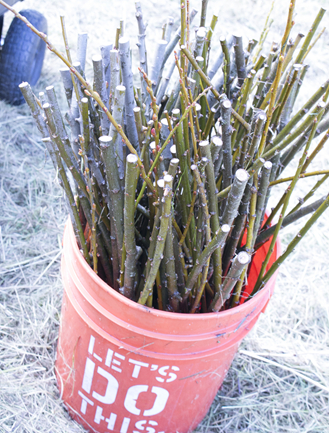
[64, 217, 281, 321]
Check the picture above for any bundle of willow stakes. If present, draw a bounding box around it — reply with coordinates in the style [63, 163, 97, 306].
[4, 0, 329, 314]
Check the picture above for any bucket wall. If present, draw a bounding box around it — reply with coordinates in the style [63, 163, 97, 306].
[55, 220, 280, 433]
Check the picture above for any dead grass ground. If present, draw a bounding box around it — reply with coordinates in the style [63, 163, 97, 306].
[0, 0, 329, 432]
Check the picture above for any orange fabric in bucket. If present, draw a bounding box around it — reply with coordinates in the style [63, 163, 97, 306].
[239, 217, 281, 304]
[56, 219, 280, 433]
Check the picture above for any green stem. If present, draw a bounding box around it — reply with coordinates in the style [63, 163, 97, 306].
[145, 183, 163, 283]
[199, 142, 222, 291]
[270, 65, 301, 133]
[182, 225, 230, 301]
[257, 54, 284, 157]
[288, 174, 329, 216]
[294, 8, 326, 64]
[273, 80, 329, 146]
[135, 86, 210, 211]
[138, 175, 173, 305]
[165, 213, 179, 312]
[221, 99, 233, 190]
[253, 52, 274, 108]
[302, 127, 329, 173]
[123, 154, 140, 299]
[252, 194, 329, 296]
[41, 140, 90, 265]
[253, 161, 272, 243]
[189, 164, 211, 311]
[255, 194, 329, 249]
[78, 135, 97, 273]
[210, 252, 250, 312]
[232, 71, 256, 149]
[200, 0, 209, 27]
[251, 102, 327, 175]
[301, 26, 325, 64]
[233, 35, 247, 88]
[222, 177, 252, 275]
[180, 45, 251, 132]
[245, 174, 258, 254]
[222, 169, 249, 228]
[252, 1, 274, 63]
[245, 112, 266, 168]
[60, 15, 82, 113]
[270, 169, 329, 186]
[255, 109, 324, 288]
[99, 136, 124, 266]
[202, 14, 218, 69]
[220, 37, 231, 97]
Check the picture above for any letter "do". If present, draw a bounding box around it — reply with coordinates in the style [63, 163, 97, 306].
[124, 385, 169, 416]
[82, 358, 119, 404]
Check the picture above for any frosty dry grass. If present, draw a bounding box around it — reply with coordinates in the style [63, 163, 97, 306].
[1, 0, 329, 431]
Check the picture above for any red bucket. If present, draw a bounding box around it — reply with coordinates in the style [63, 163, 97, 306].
[56, 220, 280, 433]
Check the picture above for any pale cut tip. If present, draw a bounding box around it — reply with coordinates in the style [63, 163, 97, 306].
[197, 27, 207, 38]
[235, 169, 249, 182]
[92, 54, 102, 62]
[222, 99, 232, 108]
[116, 84, 126, 92]
[164, 174, 173, 183]
[237, 251, 250, 265]
[212, 136, 223, 146]
[127, 153, 138, 164]
[119, 36, 129, 45]
[99, 135, 112, 143]
[264, 161, 273, 170]
[170, 146, 177, 154]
